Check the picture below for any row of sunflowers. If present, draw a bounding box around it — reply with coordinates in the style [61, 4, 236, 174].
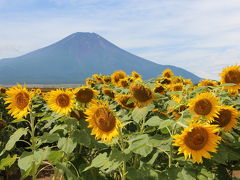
[0, 65, 239, 179]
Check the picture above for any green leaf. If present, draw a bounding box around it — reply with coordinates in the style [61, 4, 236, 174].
[73, 129, 91, 147]
[158, 120, 175, 129]
[0, 154, 18, 170]
[145, 116, 162, 126]
[11, 118, 28, 123]
[57, 137, 77, 154]
[125, 134, 153, 157]
[1, 128, 28, 156]
[48, 151, 64, 165]
[132, 104, 154, 123]
[18, 151, 34, 171]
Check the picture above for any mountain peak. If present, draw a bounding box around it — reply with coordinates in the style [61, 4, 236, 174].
[0, 32, 201, 84]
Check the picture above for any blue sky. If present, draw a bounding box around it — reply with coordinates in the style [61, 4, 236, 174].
[0, 0, 240, 80]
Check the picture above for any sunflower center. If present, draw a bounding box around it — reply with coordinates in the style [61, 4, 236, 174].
[224, 70, 240, 84]
[162, 78, 171, 84]
[94, 108, 116, 132]
[184, 127, 208, 150]
[194, 99, 212, 115]
[173, 86, 182, 91]
[164, 72, 171, 78]
[56, 94, 70, 108]
[213, 109, 231, 127]
[131, 85, 152, 102]
[76, 88, 94, 103]
[154, 86, 164, 93]
[15, 92, 30, 110]
[103, 89, 115, 98]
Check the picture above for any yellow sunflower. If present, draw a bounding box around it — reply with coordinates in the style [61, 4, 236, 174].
[85, 78, 96, 86]
[169, 83, 184, 92]
[157, 77, 172, 85]
[211, 106, 239, 131]
[172, 123, 221, 163]
[115, 94, 135, 110]
[220, 65, 240, 92]
[74, 86, 97, 105]
[85, 100, 122, 142]
[188, 92, 220, 122]
[154, 83, 166, 94]
[4, 84, 34, 119]
[132, 71, 142, 82]
[92, 74, 103, 84]
[198, 79, 218, 87]
[119, 78, 129, 88]
[103, 76, 112, 85]
[172, 76, 184, 84]
[0, 87, 6, 94]
[162, 69, 174, 78]
[111, 70, 126, 86]
[46, 89, 75, 115]
[129, 83, 154, 107]
[102, 87, 115, 99]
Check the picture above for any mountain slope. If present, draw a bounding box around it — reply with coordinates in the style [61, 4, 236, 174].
[0, 32, 201, 84]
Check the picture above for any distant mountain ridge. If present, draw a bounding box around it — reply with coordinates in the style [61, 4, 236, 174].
[0, 32, 201, 84]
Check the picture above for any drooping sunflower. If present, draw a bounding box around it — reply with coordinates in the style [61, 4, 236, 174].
[169, 83, 184, 92]
[70, 109, 86, 120]
[92, 74, 103, 84]
[4, 84, 34, 119]
[74, 86, 97, 105]
[211, 106, 239, 131]
[172, 123, 221, 163]
[111, 70, 127, 86]
[46, 89, 75, 115]
[162, 69, 174, 78]
[157, 77, 172, 85]
[129, 83, 154, 107]
[85, 100, 122, 142]
[115, 94, 135, 110]
[198, 79, 218, 87]
[102, 87, 115, 99]
[188, 92, 220, 122]
[220, 65, 240, 92]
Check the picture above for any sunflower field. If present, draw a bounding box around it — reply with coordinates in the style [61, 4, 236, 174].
[0, 65, 240, 180]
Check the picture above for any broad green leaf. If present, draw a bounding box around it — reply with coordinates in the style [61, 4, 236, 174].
[0, 154, 18, 170]
[158, 120, 175, 129]
[132, 107, 149, 123]
[1, 128, 28, 156]
[18, 151, 34, 171]
[145, 116, 162, 126]
[48, 150, 64, 164]
[57, 137, 77, 154]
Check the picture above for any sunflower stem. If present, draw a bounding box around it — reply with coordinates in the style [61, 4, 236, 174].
[119, 131, 127, 180]
[29, 112, 37, 180]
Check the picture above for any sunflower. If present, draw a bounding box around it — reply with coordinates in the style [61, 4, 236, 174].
[211, 106, 239, 131]
[0, 87, 6, 94]
[129, 83, 154, 107]
[220, 65, 240, 92]
[46, 89, 75, 115]
[74, 86, 97, 105]
[103, 76, 112, 84]
[102, 87, 115, 99]
[111, 70, 126, 86]
[85, 78, 96, 86]
[119, 78, 129, 88]
[158, 77, 172, 85]
[132, 71, 142, 82]
[92, 74, 103, 84]
[198, 79, 218, 87]
[115, 94, 135, 110]
[162, 69, 174, 78]
[85, 100, 122, 142]
[172, 76, 184, 84]
[154, 84, 165, 94]
[172, 123, 221, 163]
[169, 83, 184, 92]
[188, 92, 220, 122]
[4, 84, 34, 119]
